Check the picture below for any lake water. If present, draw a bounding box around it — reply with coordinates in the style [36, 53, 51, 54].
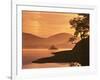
[22, 48, 73, 69]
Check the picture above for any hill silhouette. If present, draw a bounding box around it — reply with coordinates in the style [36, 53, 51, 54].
[22, 32, 77, 49]
[32, 37, 89, 66]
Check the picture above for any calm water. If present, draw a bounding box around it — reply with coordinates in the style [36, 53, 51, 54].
[22, 48, 72, 69]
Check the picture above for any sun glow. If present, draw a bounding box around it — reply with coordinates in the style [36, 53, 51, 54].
[22, 11, 78, 38]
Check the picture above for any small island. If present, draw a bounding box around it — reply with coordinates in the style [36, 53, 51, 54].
[49, 45, 58, 50]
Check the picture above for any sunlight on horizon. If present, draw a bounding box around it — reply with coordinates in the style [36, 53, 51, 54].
[22, 11, 78, 38]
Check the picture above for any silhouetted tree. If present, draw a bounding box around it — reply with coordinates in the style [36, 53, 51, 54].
[69, 14, 89, 41]
[69, 37, 77, 44]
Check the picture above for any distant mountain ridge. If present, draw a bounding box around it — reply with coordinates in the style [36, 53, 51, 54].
[22, 32, 77, 49]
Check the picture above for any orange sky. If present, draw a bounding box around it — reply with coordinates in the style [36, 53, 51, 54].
[22, 11, 78, 38]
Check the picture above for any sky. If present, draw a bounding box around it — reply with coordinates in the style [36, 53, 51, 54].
[22, 11, 78, 38]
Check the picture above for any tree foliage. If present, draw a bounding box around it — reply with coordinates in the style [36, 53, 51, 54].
[68, 37, 77, 44]
[69, 14, 89, 40]
[69, 14, 89, 42]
